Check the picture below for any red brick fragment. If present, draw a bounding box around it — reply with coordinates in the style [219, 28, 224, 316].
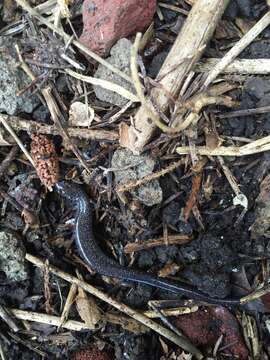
[174, 306, 249, 359]
[80, 0, 156, 56]
[72, 348, 111, 360]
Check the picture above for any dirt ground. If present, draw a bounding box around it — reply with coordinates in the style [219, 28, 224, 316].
[0, 0, 270, 359]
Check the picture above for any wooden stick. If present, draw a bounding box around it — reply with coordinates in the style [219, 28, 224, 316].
[203, 11, 270, 88]
[176, 135, 270, 156]
[25, 253, 203, 359]
[9, 306, 198, 332]
[127, 0, 230, 154]
[124, 234, 191, 253]
[196, 58, 270, 75]
[0, 305, 19, 332]
[10, 309, 90, 331]
[0, 114, 118, 142]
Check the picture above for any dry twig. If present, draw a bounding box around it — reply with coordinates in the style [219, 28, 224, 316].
[196, 58, 270, 75]
[127, 0, 230, 153]
[11, 308, 90, 331]
[130, 34, 237, 139]
[124, 234, 191, 254]
[203, 11, 270, 88]
[116, 159, 184, 193]
[25, 253, 203, 359]
[0, 305, 19, 332]
[176, 135, 270, 157]
[66, 69, 139, 103]
[0, 114, 118, 142]
[183, 158, 207, 221]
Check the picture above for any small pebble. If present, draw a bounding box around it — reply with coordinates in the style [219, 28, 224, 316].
[0, 229, 28, 282]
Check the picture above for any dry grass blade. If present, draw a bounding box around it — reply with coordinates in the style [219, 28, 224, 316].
[25, 253, 203, 359]
[176, 135, 270, 156]
[10, 308, 95, 331]
[66, 69, 139, 103]
[203, 11, 270, 88]
[196, 58, 270, 75]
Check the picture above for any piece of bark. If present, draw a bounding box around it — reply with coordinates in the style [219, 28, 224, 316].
[196, 58, 270, 75]
[126, 0, 229, 154]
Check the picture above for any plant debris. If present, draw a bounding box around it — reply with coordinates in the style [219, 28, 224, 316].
[1, 0, 270, 359]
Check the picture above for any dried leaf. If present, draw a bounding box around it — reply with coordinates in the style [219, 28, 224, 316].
[119, 122, 132, 148]
[159, 337, 169, 355]
[58, 283, 78, 329]
[69, 101, 95, 127]
[76, 287, 102, 329]
[21, 208, 39, 227]
[158, 262, 181, 278]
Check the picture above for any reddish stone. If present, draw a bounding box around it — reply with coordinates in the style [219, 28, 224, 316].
[80, 0, 156, 56]
[72, 347, 111, 360]
[174, 307, 249, 359]
[262, 292, 270, 311]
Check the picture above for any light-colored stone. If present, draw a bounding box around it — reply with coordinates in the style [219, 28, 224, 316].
[94, 39, 136, 107]
[111, 148, 162, 206]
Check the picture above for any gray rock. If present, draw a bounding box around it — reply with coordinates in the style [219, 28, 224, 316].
[244, 77, 270, 100]
[94, 38, 137, 107]
[0, 229, 28, 281]
[111, 148, 162, 206]
[148, 51, 168, 78]
[0, 37, 39, 115]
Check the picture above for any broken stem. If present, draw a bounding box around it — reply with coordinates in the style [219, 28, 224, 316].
[25, 253, 203, 359]
[203, 11, 270, 88]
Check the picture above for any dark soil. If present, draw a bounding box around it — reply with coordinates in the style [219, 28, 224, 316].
[0, 0, 270, 359]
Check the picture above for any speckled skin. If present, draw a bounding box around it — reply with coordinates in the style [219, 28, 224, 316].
[55, 181, 240, 305]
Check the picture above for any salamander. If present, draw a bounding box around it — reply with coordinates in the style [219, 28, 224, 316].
[55, 180, 240, 305]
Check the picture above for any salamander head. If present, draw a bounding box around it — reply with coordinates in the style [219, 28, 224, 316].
[55, 180, 85, 203]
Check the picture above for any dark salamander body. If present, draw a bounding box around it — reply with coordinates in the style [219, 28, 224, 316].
[56, 180, 240, 305]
